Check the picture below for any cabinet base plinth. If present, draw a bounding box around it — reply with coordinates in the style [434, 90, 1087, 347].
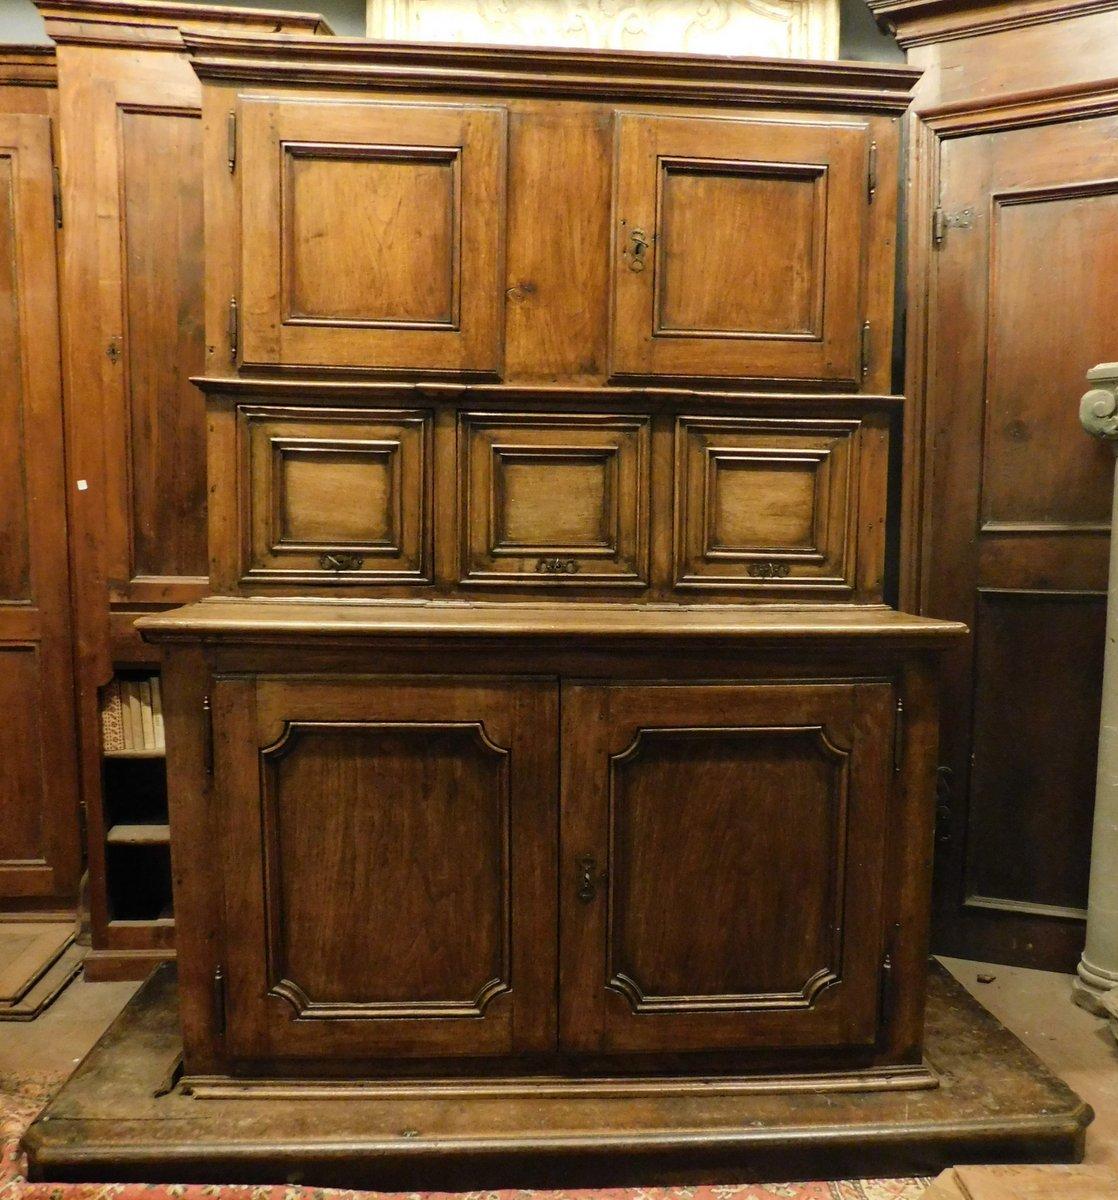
[23, 962, 1090, 1188]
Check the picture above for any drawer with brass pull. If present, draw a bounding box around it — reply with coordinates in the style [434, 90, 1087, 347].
[458, 411, 650, 588]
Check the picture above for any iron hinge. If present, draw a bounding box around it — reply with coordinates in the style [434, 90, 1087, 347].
[932, 205, 946, 245]
[226, 110, 236, 172]
[228, 297, 238, 363]
[212, 964, 226, 1036]
[203, 693, 214, 776]
[51, 164, 63, 228]
[860, 320, 871, 381]
[867, 140, 878, 202]
[893, 698, 905, 772]
[933, 205, 974, 246]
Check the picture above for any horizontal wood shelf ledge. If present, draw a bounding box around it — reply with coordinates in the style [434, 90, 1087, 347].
[137, 600, 966, 646]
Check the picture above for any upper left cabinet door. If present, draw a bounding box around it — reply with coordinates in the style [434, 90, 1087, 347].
[239, 98, 508, 375]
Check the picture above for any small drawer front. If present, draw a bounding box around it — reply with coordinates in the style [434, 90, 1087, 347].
[674, 415, 867, 597]
[459, 412, 650, 587]
[239, 405, 432, 585]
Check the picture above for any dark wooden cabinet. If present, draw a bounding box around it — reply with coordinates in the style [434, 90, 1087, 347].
[610, 112, 872, 385]
[0, 49, 82, 910]
[137, 33, 960, 1157]
[238, 97, 507, 373]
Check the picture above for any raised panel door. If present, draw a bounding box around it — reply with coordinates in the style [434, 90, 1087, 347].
[0, 111, 81, 902]
[923, 114, 1118, 968]
[610, 112, 869, 384]
[239, 98, 507, 374]
[559, 681, 894, 1053]
[216, 675, 557, 1062]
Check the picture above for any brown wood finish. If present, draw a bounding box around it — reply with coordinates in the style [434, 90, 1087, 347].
[139, 599, 961, 1080]
[122, 33, 962, 1173]
[204, 382, 894, 603]
[192, 36, 910, 396]
[559, 681, 894, 1054]
[0, 48, 82, 909]
[36, 0, 333, 977]
[872, 0, 1118, 969]
[611, 112, 870, 385]
[239, 97, 506, 373]
[216, 675, 557, 1063]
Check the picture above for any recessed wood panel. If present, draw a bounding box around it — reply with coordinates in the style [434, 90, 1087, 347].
[0, 646, 46, 867]
[286, 149, 457, 327]
[610, 726, 847, 1004]
[982, 183, 1118, 530]
[560, 681, 893, 1053]
[658, 163, 823, 336]
[240, 98, 506, 373]
[119, 107, 207, 583]
[611, 112, 867, 383]
[966, 592, 1103, 915]
[0, 151, 30, 604]
[262, 722, 509, 1013]
[674, 416, 862, 597]
[217, 675, 558, 1061]
[459, 412, 650, 586]
[240, 405, 432, 585]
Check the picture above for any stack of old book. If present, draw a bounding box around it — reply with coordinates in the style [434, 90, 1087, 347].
[99, 676, 165, 753]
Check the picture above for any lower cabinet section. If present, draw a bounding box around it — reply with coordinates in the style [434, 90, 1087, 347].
[142, 603, 959, 1081]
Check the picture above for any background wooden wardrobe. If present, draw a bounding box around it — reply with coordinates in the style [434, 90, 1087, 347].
[19, 0, 331, 982]
[873, 0, 1118, 971]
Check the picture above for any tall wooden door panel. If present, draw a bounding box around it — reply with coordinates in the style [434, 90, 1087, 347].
[215, 675, 557, 1062]
[238, 98, 507, 374]
[610, 112, 869, 384]
[924, 113, 1118, 968]
[58, 52, 209, 633]
[559, 681, 894, 1053]
[0, 112, 81, 901]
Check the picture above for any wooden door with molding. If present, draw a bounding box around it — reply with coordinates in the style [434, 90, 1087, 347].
[921, 111, 1118, 969]
[0, 109, 81, 903]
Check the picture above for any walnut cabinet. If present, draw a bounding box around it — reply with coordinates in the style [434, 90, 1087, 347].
[139, 35, 963, 1110]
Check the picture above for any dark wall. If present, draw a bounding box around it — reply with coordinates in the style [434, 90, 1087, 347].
[839, 0, 904, 60]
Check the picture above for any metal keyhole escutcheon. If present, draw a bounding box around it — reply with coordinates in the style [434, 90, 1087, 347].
[577, 856, 597, 902]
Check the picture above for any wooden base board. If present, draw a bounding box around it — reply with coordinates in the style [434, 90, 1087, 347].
[82, 948, 174, 983]
[0, 920, 81, 1020]
[23, 962, 1091, 1189]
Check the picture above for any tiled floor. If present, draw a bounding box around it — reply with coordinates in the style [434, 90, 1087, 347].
[1, 955, 1116, 1170]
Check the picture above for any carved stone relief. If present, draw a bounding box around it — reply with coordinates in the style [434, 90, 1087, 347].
[367, 0, 839, 58]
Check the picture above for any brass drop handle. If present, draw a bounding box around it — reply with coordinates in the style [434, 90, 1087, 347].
[577, 856, 599, 903]
[625, 228, 650, 272]
[319, 551, 365, 572]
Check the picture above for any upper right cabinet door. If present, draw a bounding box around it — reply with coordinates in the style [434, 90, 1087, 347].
[610, 112, 869, 386]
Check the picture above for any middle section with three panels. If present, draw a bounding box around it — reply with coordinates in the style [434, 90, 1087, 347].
[207, 393, 892, 603]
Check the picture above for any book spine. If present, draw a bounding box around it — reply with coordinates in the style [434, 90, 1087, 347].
[100, 681, 125, 753]
[151, 676, 165, 751]
[139, 679, 156, 750]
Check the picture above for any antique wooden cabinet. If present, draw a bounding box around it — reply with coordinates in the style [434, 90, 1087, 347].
[138, 34, 962, 1111]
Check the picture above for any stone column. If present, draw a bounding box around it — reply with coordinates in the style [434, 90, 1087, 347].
[1075, 363, 1118, 1018]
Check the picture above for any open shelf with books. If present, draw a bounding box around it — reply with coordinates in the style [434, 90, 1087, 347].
[98, 672, 174, 932]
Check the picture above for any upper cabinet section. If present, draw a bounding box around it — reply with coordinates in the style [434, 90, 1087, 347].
[611, 113, 869, 385]
[239, 98, 507, 374]
[191, 36, 918, 390]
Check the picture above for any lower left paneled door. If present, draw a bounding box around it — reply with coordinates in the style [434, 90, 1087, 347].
[212, 674, 558, 1063]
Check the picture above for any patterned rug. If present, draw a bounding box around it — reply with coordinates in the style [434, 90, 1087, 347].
[0, 1070, 929, 1200]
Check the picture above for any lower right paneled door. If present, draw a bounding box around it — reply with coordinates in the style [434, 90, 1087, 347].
[559, 679, 896, 1055]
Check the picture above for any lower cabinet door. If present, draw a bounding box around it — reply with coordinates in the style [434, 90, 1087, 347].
[214, 675, 557, 1063]
[559, 681, 894, 1054]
